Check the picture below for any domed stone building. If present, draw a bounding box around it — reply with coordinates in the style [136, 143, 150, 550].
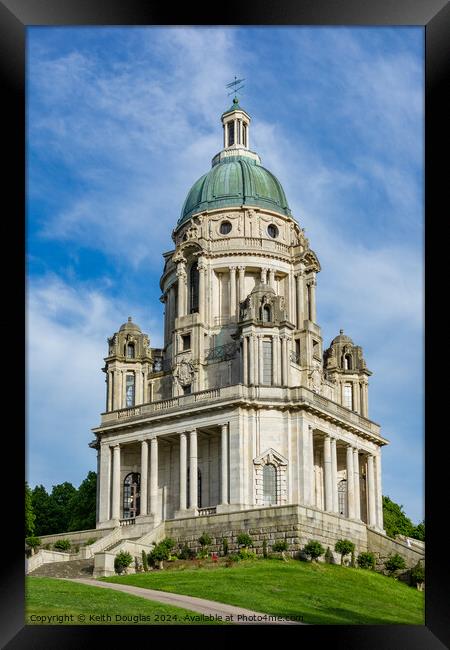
[90, 97, 389, 558]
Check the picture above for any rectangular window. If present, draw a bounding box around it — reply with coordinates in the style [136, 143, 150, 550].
[126, 373, 135, 407]
[183, 385, 191, 395]
[182, 334, 191, 351]
[227, 121, 234, 146]
[343, 383, 353, 410]
[243, 123, 247, 147]
[262, 340, 273, 385]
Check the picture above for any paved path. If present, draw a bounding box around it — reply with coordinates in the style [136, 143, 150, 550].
[61, 577, 304, 625]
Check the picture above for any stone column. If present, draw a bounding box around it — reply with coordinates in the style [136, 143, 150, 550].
[323, 435, 333, 512]
[253, 334, 259, 386]
[259, 336, 264, 384]
[353, 381, 360, 414]
[111, 444, 121, 521]
[176, 261, 187, 318]
[367, 454, 377, 527]
[249, 334, 255, 385]
[346, 445, 355, 519]
[308, 275, 317, 322]
[331, 438, 338, 513]
[229, 266, 237, 318]
[189, 429, 198, 510]
[107, 371, 112, 412]
[150, 437, 158, 518]
[238, 266, 246, 303]
[268, 269, 275, 289]
[98, 443, 111, 523]
[272, 335, 279, 385]
[198, 259, 206, 322]
[296, 266, 305, 329]
[179, 432, 187, 511]
[221, 423, 229, 505]
[281, 336, 288, 386]
[353, 448, 361, 520]
[140, 440, 148, 516]
[242, 336, 248, 385]
[260, 267, 268, 284]
[361, 380, 368, 417]
[375, 453, 383, 530]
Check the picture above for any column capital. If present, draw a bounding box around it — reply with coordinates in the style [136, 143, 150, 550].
[237, 265, 246, 272]
[229, 265, 237, 272]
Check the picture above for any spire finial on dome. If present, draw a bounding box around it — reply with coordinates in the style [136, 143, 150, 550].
[128, 316, 132, 322]
[340, 328, 344, 334]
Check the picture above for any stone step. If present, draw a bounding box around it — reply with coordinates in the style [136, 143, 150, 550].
[29, 558, 94, 579]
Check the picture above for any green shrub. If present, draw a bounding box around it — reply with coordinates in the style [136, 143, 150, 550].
[114, 551, 133, 574]
[26, 536, 42, 551]
[303, 540, 325, 562]
[324, 546, 333, 564]
[178, 543, 195, 560]
[238, 548, 256, 560]
[197, 548, 209, 560]
[227, 553, 241, 563]
[53, 539, 71, 552]
[149, 541, 172, 569]
[160, 537, 176, 551]
[237, 532, 253, 548]
[222, 537, 229, 556]
[198, 532, 212, 547]
[272, 540, 288, 553]
[357, 551, 376, 570]
[262, 538, 268, 559]
[409, 562, 425, 586]
[384, 553, 407, 576]
[85, 537, 96, 546]
[142, 549, 149, 572]
[335, 539, 355, 565]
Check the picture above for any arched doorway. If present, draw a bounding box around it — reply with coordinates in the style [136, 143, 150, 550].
[123, 472, 140, 519]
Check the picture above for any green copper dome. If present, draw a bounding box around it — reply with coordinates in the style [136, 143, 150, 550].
[178, 156, 291, 226]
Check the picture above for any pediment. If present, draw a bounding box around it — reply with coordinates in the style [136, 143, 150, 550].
[253, 448, 288, 467]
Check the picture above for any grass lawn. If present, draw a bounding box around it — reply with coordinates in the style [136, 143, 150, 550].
[26, 577, 223, 625]
[103, 559, 425, 625]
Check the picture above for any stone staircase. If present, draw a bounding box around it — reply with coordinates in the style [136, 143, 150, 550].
[29, 558, 94, 579]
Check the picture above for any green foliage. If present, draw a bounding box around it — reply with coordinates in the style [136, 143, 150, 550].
[335, 539, 355, 565]
[262, 538, 268, 559]
[382, 496, 424, 542]
[84, 537, 96, 546]
[384, 553, 407, 575]
[324, 547, 333, 564]
[238, 548, 257, 560]
[272, 540, 288, 553]
[142, 549, 149, 572]
[160, 537, 176, 551]
[222, 537, 229, 556]
[178, 544, 195, 560]
[53, 539, 71, 552]
[26, 536, 41, 550]
[303, 540, 325, 562]
[114, 551, 133, 574]
[357, 552, 376, 570]
[30, 485, 52, 536]
[67, 471, 97, 532]
[198, 532, 212, 547]
[197, 548, 209, 559]
[25, 482, 36, 537]
[237, 532, 253, 548]
[149, 540, 175, 568]
[409, 562, 425, 585]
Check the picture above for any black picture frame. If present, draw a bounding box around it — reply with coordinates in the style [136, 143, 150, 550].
[2, 0, 448, 647]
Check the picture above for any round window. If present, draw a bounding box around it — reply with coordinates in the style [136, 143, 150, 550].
[267, 224, 279, 239]
[219, 221, 232, 235]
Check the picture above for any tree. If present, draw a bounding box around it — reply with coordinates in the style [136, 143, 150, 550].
[384, 553, 406, 576]
[237, 533, 253, 548]
[31, 485, 52, 536]
[68, 471, 97, 531]
[334, 539, 355, 566]
[303, 540, 325, 562]
[357, 552, 376, 570]
[382, 496, 423, 541]
[48, 482, 78, 533]
[25, 482, 36, 537]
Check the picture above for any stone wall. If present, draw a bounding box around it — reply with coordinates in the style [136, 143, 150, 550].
[37, 528, 112, 548]
[367, 528, 424, 570]
[165, 504, 369, 558]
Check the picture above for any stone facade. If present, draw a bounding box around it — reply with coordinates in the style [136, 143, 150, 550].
[90, 98, 390, 552]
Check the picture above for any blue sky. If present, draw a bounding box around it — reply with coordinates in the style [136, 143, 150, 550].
[26, 26, 424, 523]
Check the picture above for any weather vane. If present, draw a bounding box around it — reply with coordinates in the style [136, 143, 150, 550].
[226, 76, 245, 99]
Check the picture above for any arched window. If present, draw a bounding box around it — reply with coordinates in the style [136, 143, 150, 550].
[343, 383, 353, 410]
[344, 354, 352, 370]
[126, 343, 135, 359]
[262, 304, 271, 322]
[263, 464, 277, 505]
[338, 479, 347, 517]
[189, 262, 199, 314]
[227, 121, 234, 146]
[123, 472, 140, 519]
